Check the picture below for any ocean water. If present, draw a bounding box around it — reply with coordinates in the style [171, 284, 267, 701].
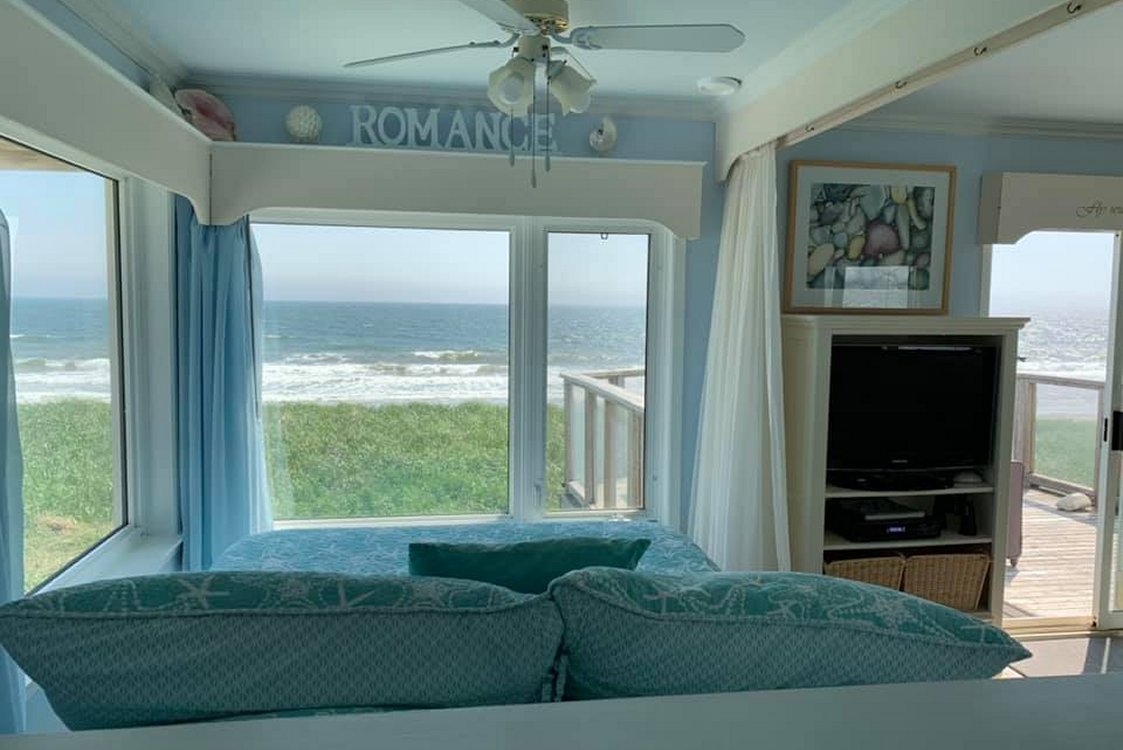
[10, 298, 1110, 415]
[1013, 311, 1109, 418]
[9, 298, 647, 405]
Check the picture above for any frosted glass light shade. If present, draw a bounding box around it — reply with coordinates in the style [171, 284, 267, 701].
[488, 57, 536, 117]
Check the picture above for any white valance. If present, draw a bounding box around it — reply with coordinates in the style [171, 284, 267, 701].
[980, 172, 1123, 244]
[209, 144, 704, 238]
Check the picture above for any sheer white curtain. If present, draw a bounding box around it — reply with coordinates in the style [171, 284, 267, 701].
[0, 209, 25, 733]
[689, 144, 790, 571]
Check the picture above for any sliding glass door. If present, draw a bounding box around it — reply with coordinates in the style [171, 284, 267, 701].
[1096, 232, 1123, 630]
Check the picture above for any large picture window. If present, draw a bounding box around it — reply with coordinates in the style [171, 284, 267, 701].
[0, 137, 125, 591]
[254, 225, 511, 520]
[252, 217, 674, 524]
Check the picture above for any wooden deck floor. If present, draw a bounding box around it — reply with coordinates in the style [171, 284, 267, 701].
[1003, 489, 1098, 620]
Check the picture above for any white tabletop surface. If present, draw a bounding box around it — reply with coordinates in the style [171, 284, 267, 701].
[6, 674, 1122, 749]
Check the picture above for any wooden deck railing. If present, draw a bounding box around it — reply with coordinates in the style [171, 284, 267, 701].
[559, 367, 645, 510]
[1013, 372, 1104, 503]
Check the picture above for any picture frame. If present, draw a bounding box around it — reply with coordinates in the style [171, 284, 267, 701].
[785, 160, 956, 314]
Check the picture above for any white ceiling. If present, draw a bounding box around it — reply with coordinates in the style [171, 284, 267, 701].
[872, 2, 1123, 126]
[91, 0, 908, 113]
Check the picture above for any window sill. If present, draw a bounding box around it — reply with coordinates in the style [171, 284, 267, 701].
[36, 526, 181, 594]
[271, 512, 649, 530]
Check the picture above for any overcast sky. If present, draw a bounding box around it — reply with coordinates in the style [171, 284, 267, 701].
[252, 224, 649, 307]
[1, 170, 109, 298]
[5, 164, 1113, 317]
[989, 231, 1115, 316]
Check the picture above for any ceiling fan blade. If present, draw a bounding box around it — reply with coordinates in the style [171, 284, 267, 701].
[564, 24, 745, 53]
[460, 0, 537, 34]
[344, 36, 515, 69]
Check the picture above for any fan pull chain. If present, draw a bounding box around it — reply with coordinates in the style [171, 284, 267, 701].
[544, 50, 552, 174]
[530, 81, 537, 188]
[508, 113, 515, 166]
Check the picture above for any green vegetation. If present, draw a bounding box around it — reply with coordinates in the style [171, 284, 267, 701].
[1034, 417, 1099, 489]
[18, 401, 1103, 593]
[265, 401, 564, 516]
[22, 399, 569, 590]
[20, 400, 117, 591]
[264, 402, 565, 518]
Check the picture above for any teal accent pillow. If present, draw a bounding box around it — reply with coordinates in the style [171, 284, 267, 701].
[549, 568, 1030, 700]
[408, 537, 652, 594]
[0, 572, 565, 730]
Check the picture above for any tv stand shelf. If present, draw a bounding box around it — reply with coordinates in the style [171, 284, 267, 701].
[782, 315, 1027, 623]
[824, 484, 994, 499]
[823, 530, 993, 552]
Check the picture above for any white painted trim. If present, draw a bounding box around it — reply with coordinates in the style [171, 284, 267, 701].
[56, 0, 188, 84]
[980, 172, 1123, 244]
[1095, 232, 1123, 630]
[249, 211, 682, 525]
[15, 672, 1123, 750]
[721, 0, 909, 111]
[211, 143, 705, 238]
[191, 74, 721, 123]
[978, 245, 994, 317]
[35, 527, 180, 593]
[845, 112, 1123, 142]
[117, 177, 180, 538]
[510, 217, 546, 521]
[716, 0, 1115, 176]
[0, 0, 211, 219]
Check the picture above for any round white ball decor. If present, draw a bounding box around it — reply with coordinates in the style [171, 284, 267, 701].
[285, 105, 323, 144]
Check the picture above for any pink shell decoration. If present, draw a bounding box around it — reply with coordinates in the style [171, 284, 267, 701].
[174, 89, 236, 141]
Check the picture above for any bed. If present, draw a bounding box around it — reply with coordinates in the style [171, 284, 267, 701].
[213, 519, 718, 575]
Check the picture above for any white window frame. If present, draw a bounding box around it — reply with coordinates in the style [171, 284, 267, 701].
[252, 208, 684, 527]
[32, 174, 182, 593]
[0, 136, 182, 594]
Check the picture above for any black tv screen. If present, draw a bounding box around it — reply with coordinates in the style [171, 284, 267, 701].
[827, 343, 998, 472]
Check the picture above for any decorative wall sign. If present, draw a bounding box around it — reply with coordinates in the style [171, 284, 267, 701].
[785, 160, 956, 315]
[349, 105, 559, 154]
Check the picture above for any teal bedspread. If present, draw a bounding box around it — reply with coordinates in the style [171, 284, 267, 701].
[213, 520, 717, 576]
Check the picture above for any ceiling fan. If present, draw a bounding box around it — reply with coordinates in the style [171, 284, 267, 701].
[344, 0, 746, 117]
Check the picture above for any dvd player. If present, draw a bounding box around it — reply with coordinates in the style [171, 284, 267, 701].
[827, 498, 943, 543]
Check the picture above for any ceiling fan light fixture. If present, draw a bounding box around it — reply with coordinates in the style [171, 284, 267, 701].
[488, 56, 537, 116]
[549, 63, 595, 115]
[697, 76, 742, 97]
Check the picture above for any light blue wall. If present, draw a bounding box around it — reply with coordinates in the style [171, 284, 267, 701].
[216, 93, 723, 525]
[778, 126, 1123, 315]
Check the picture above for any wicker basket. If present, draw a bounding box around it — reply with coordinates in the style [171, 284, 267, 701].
[824, 554, 906, 590]
[903, 553, 991, 611]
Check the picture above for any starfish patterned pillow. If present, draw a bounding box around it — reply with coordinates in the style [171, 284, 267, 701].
[0, 571, 564, 729]
[549, 568, 1030, 700]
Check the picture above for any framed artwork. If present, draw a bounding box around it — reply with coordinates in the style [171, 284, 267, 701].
[785, 160, 956, 314]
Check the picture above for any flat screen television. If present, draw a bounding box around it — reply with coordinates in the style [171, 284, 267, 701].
[827, 343, 998, 481]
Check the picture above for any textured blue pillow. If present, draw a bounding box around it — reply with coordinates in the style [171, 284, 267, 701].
[409, 537, 652, 594]
[549, 568, 1030, 700]
[0, 572, 565, 730]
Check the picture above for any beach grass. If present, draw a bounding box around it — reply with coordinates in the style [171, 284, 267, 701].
[1035, 417, 1099, 489]
[20, 399, 568, 590]
[24, 401, 1093, 592]
[264, 402, 566, 518]
[19, 400, 117, 591]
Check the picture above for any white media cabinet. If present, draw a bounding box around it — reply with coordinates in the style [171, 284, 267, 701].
[781, 315, 1027, 622]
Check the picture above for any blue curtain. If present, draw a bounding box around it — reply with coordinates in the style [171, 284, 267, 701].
[0, 209, 25, 733]
[175, 197, 271, 571]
